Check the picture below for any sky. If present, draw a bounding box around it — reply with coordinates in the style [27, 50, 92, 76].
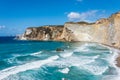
[0, 0, 120, 36]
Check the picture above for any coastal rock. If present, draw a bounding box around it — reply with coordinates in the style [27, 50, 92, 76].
[56, 48, 64, 52]
[19, 12, 120, 48]
[60, 12, 120, 49]
[20, 25, 64, 41]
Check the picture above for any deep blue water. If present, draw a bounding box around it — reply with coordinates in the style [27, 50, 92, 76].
[0, 37, 120, 80]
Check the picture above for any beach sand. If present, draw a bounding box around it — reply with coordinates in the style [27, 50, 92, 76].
[116, 55, 120, 67]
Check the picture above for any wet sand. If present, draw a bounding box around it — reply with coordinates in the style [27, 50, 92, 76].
[116, 55, 120, 67]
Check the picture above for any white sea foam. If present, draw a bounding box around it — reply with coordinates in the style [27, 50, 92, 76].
[102, 75, 120, 80]
[59, 51, 73, 58]
[46, 54, 106, 75]
[99, 44, 120, 80]
[64, 55, 107, 75]
[109, 49, 120, 78]
[30, 51, 42, 56]
[2, 43, 120, 80]
[82, 65, 108, 75]
[5, 51, 43, 64]
[74, 43, 90, 52]
[75, 44, 120, 75]
[11, 51, 42, 58]
[58, 68, 70, 74]
[47, 55, 99, 71]
[0, 55, 59, 80]
[47, 43, 118, 76]
[102, 45, 120, 71]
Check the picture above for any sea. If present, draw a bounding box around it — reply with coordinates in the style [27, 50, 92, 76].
[0, 37, 120, 80]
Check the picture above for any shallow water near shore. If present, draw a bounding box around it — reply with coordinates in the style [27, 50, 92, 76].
[0, 37, 120, 80]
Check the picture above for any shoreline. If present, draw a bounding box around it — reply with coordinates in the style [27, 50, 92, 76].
[116, 55, 120, 67]
[99, 44, 120, 68]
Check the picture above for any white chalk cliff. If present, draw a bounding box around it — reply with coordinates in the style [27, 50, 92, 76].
[19, 12, 120, 49]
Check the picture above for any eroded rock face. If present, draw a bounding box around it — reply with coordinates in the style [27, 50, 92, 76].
[21, 25, 64, 41]
[62, 20, 110, 43]
[64, 12, 120, 48]
[19, 12, 120, 48]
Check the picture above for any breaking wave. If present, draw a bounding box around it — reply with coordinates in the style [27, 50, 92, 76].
[0, 56, 59, 80]
[1, 42, 120, 80]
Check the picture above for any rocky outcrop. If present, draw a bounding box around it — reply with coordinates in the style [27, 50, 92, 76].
[19, 25, 64, 41]
[19, 12, 120, 49]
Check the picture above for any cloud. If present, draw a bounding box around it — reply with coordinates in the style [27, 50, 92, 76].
[67, 12, 81, 20]
[67, 10, 100, 22]
[0, 25, 6, 30]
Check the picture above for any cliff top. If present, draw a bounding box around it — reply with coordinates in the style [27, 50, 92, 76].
[65, 21, 95, 25]
[110, 11, 120, 18]
[27, 25, 64, 29]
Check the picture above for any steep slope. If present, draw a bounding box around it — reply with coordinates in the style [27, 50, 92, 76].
[61, 12, 120, 48]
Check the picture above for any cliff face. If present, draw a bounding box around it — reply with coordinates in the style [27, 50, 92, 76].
[61, 12, 120, 48]
[19, 12, 120, 48]
[20, 25, 64, 41]
[108, 12, 120, 48]
[61, 21, 109, 43]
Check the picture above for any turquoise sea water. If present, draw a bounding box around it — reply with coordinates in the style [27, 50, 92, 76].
[0, 37, 120, 80]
